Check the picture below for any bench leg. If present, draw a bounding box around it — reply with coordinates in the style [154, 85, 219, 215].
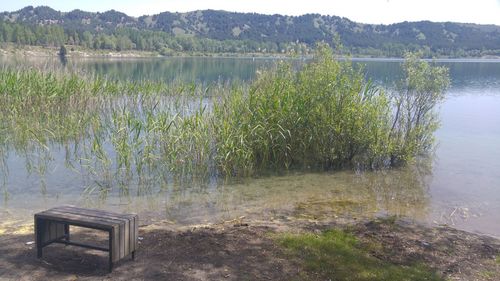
[108, 230, 113, 273]
[35, 217, 43, 258]
[64, 223, 70, 245]
[37, 244, 43, 259]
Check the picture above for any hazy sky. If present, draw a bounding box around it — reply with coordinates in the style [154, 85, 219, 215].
[2, 0, 500, 25]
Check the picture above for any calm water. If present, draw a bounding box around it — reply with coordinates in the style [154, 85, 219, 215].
[1, 56, 499, 237]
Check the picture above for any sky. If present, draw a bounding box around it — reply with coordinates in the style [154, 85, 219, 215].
[1, 0, 500, 25]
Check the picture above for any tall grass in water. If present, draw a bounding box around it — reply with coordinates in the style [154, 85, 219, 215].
[0, 47, 449, 196]
[212, 46, 448, 175]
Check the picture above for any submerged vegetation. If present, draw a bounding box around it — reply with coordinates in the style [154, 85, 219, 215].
[278, 229, 442, 280]
[0, 46, 449, 196]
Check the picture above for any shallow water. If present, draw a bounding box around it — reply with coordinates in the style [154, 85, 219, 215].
[1, 56, 499, 237]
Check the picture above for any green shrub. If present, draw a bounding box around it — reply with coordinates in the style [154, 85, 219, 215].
[212, 47, 449, 175]
[389, 52, 450, 165]
[213, 46, 390, 175]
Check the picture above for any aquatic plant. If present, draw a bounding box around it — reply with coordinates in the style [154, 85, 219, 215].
[0, 47, 449, 195]
[212, 46, 448, 175]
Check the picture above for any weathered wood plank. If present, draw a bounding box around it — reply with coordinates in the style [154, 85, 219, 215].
[35, 214, 111, 230]
[42, 220, 50, 244]
[124, 218, 129, 257]
[134, 216, 138, 251]
[37, 210, 120, 229]
[119, 219, 125, 259]
[42, 209, 120, 223]
[43, 207, 136, 228]
[35, 217, 42, 258]
[50, 221, 56, 240]
[130, 216, 135, 252]
[39, 210, 109, 223]
[55, 206, 136, 220]
[54, 221, 64, 240]
[112, 224, 120, 262]
[55, 207, 133, 229]
[128, 214, 137, 252]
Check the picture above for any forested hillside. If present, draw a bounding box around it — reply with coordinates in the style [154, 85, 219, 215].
[1, 6, 499, 57]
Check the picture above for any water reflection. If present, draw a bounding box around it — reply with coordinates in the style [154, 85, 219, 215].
[0, 56, 277, 83]
[359, 60, 500, 93]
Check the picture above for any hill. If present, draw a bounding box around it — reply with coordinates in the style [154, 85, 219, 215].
[1, 6, 499, 57]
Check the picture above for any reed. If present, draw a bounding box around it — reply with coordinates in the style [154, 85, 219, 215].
[0, 47, 448, 194]
[213, 46, 392, 175]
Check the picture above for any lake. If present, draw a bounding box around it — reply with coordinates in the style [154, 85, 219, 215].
[1, 56, 499, 237]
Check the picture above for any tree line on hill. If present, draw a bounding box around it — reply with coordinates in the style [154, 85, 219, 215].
[1, 6, 499, 57]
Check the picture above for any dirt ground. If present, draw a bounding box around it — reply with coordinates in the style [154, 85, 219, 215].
[0, 218, 499, 281]
[350, 219, 500, 281]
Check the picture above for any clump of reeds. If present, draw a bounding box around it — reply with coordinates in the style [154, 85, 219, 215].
[211, 46, 449, 175]
[0, 47, 448, 193]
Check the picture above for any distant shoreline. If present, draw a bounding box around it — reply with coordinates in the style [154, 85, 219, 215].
[1, 45, 500, 61]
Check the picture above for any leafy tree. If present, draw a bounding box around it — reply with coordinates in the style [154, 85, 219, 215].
[82, 31, 93, 48]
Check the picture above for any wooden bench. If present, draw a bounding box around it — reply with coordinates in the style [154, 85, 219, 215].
[34, 206, 138, 272]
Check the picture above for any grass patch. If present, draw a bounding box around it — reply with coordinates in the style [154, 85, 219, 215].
[479, 271, 497, 279]
[277, 229, 442, 281]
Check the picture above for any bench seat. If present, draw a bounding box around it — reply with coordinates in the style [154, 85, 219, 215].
[35, 206, 138, 272]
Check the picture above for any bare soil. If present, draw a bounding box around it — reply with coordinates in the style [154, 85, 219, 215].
[0, 218, 499, 281]
[350, 219, 500, 281]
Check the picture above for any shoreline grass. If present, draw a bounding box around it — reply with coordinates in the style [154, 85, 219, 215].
[277, 229, 442, 281]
